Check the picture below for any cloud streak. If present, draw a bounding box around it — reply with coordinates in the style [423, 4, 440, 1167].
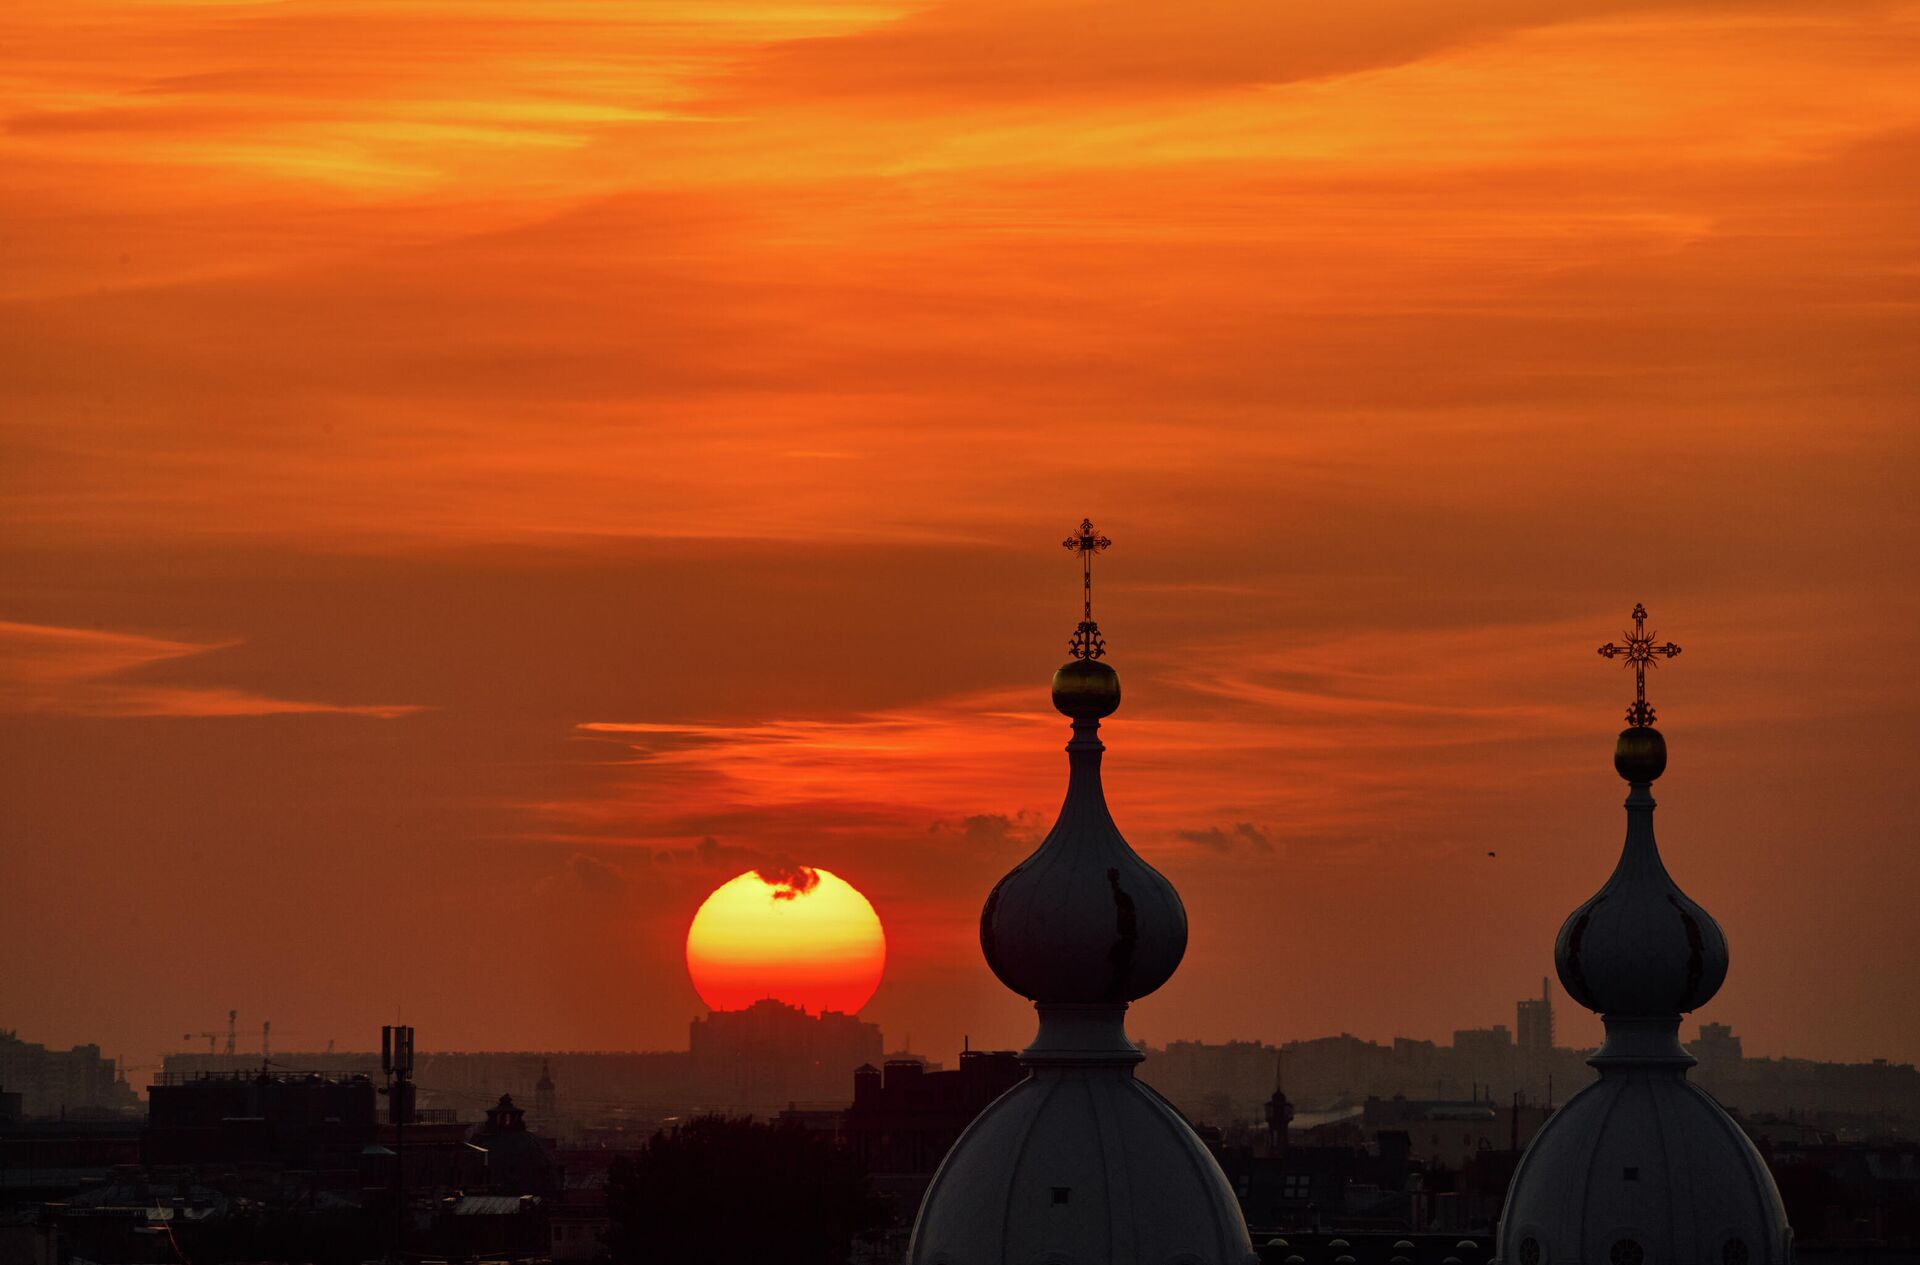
[0, 620, 424, 719]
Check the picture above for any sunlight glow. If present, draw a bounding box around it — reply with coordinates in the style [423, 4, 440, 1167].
[685, 868, 886, 1014]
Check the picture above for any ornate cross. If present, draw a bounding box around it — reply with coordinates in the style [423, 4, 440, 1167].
[1062, 517, 1111, 660]
[1597, 603, 1682, 728]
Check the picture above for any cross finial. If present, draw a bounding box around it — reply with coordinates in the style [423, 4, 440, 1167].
[1062, 518, 1111, 660]
[1597, 602, 1682, 728]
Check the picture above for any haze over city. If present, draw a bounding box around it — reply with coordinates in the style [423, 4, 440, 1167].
[4, 0, 1919, 1078]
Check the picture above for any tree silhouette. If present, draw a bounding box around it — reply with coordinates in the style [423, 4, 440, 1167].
[604, 1114, 891, 1265]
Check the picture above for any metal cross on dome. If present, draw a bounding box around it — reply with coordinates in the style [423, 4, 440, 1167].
[1597, 602, 1682, 728]
[1062, 518, 1111, 660]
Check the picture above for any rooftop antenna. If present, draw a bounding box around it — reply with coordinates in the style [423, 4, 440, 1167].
[381, 1024, 416, 1261]
[381, 1025, 416, 1123]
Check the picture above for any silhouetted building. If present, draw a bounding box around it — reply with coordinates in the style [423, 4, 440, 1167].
[1301, 1094, 1553, 1170]
[0, 1029, 137, 1119]
[844, 1048, 1024, 1176]
[467, 1093, 559, 1193]
[1768, 1136, 1920, 1246]
[534, 1059, 557, 1120]
[1220, 1130, 1433, 1229]
[1265, 1079, 1295, 1156]
[1515, 978, 1553, 1055]
[1143, 1039, 1283, 1123]
[162, 1047, 700, 1118]
[430, 1194, 549, 1262]
[143, 1068, 377, 1168]
[1451, 1024, 1512, 1061]
[688, 998, 882, 1110]
[1696, 1021, 1744, 1064]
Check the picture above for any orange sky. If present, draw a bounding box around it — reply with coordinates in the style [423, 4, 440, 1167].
[3, 0, 1917, 1075]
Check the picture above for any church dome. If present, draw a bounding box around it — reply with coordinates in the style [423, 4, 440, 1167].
[910, 1069, 1253, 1265]
[1499, 607, 1788, 1265]
[912, 521, 1254, 1265]
[466, 1093, 557, 1194]
[1502, 1070, 1789, 1265]
[1552, 745, 1728, 1018]
[978, 698, 1187, 1004]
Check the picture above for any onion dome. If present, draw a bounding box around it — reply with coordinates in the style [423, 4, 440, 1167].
[910, 521, 1254, 1265]
[1498, 606, 1788, 1265]
[1555, 606, 1726, 1019]
[979, 664, 1186, 1005]
[1553, 749, 1728, 1018]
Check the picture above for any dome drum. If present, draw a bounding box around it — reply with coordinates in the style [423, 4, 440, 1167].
[1021, 1003, 1145, 1066]
[1588, 1016, 1696, 1068]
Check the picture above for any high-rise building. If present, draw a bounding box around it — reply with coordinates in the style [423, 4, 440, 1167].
[1453, 1023, 1514, 1059]
[1695, 1021, 1744, 1064]
[909, 522, 1252, 1265]
[688, 999, 882, 1109]
[1516, 977, 1554, 1054]
[0, 1029, 137, 1119]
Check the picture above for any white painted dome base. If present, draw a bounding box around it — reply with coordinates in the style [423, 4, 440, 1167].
[909, 1064, 1256, 1265]
[1499, 1029, 1790, 1265]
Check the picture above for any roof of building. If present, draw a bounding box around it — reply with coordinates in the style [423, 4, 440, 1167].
[450, 1194, 540, 1215]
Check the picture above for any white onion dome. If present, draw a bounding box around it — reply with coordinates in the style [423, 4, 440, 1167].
[980, 659, 1187, 1004]
[1554, 727, 1729, 1018]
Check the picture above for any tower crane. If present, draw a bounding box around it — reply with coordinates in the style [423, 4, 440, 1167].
[183, 1009, 239, 1056]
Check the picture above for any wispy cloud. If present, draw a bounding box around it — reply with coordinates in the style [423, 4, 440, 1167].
[0, 620, 424, 719]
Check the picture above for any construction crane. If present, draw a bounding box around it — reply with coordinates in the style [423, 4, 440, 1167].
[184, 1009, 239, 1056]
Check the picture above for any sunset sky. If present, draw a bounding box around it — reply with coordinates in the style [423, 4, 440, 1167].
[3, 0, 1917, 1076]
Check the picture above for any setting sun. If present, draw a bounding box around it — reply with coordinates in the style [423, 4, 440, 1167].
[685, 868, 886, 1015]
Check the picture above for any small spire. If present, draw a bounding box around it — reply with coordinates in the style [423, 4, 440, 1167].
[1062, 518, 1112, 660]
[1597, 602, 1682, 728]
